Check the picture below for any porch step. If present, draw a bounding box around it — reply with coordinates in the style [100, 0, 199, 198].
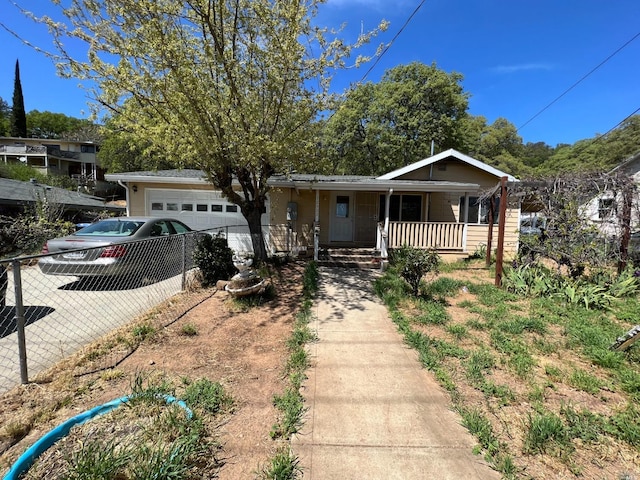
[318, 248, 382, 269]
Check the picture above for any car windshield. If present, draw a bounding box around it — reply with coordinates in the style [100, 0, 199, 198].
[75, 220, 144, 237]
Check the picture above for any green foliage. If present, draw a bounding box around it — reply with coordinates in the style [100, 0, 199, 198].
[568, 369, 603, 394]
[321, 62, 470, 175]
[11, 60, 26, 138]
[523, 411, 570, 455]
[606, 403, 640, 447]
[193, 234, 235, 286]
[183, 378, 233, 415]
[389, 245, 440, 296]
[0, 214, 75, 257]
[65, 439, 132, 480]
[458, 407, 501, 455]
[561, 404, 606, 443]
[26, 110, 92, 139]
[270, 387, 306, 439]
[258, 447, 302, 480]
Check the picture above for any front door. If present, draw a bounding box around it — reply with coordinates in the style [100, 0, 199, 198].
[330, 193, 354, 242]
[355, 192, 378, 244]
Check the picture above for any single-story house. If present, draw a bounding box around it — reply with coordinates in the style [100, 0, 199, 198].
[105, 149, 521, 260]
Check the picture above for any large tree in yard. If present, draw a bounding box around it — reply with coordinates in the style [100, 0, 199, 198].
[321, 62, 469, 176]
[30, 0, 386, 261]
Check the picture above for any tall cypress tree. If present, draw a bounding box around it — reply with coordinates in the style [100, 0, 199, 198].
[10, 59, 27, 138]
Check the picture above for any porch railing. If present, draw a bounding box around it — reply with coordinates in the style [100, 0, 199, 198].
[387, 222, 466, 250]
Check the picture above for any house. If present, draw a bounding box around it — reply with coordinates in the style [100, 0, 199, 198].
[0, 177, 124, 221]
[581, 150, 640, 238]
[0, 136, 108, 194]
[105, 149, 521, 260]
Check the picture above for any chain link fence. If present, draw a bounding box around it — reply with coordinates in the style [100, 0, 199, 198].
[0, 231, 205, 394]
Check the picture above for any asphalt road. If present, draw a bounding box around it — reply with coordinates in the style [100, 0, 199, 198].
[0, 265, 185, 393]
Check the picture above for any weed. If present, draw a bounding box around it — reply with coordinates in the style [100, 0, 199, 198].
[523, 411, 571, 455]
[568, 368, 602, 394]
[560, 403, 606, 443]
[509, 351, 536, 379]
[415, 300, 449, 325]
[271, 387, 306, 439]
[101, 368, 126, 381]
[286, 347, 309, 373]
[132, 323, 156, 341]
[607, 403, 640, 447]
[424, 276, 466, 297]
[467, 283, 518, 306]
[544, 365, 563, 381]
[183, 378, 233, 414]
[179, 322, 198, 336]
[446, 323, 467, 339]
[65, 439, 131, 480]
[258, 447, 302, 480]
[465, 350, 495, 385]
[459, 407, 499, 455]
[2, 419, 31, 443]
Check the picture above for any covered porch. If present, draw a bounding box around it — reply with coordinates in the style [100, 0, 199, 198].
[268, 175, 504, 261]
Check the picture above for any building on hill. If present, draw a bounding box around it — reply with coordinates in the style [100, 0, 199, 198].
[0, 136, 111, 195]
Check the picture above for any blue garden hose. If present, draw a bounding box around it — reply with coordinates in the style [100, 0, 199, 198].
[3, 395, 192, 480]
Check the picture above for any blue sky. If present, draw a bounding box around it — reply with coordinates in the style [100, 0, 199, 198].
[1, 0, 639, 147]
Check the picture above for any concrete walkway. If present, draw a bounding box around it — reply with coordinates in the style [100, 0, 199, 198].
[291, 267, 500, 480]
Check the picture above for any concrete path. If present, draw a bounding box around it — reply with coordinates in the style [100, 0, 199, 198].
[292, 267, 500, 480]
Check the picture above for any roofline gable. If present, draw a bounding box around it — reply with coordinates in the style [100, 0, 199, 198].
[376, 148, 518, 182]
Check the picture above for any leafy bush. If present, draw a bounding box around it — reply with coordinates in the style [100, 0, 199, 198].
[389, 245, 440, 296]
[0, 214, 75, 257]
[193, 234, 235, 286]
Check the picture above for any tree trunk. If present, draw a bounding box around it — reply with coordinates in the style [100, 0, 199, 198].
[245, 205, 268, 264]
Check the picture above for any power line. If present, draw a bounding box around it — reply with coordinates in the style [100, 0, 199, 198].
[517, 30, 640, 133]
[357, 0, 427, 84]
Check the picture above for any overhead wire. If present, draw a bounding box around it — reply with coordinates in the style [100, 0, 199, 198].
[356, 0, 427, 85]
[517, 30, 640, 134]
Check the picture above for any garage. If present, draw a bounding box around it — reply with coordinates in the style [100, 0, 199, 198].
[145, 188, 270, 254]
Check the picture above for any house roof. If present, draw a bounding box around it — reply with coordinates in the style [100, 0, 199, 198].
[0, 177, 123, 211]
[268, 174, 479, 192]
[376, 148, 518, 182]
[106, 169, 481, 193]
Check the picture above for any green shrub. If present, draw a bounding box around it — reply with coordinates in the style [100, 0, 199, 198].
[389, 245, 440, 296]
[193, 234, 235, 286]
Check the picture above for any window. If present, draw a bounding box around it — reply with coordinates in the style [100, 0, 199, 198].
[170, 221, 190, 233]
[226, 205, 238, 213]
[211, 204, 223, 212]
[196, 204, 208, 212]
[166, 203, 178, 211]
[336, 196, 350, 218]
[598, 198, 615, 219]
[151, 202, 163, 211]
[379, 194, 422, 222]
[81, 145, 96, 153]
[459, 196, 501, 224]
[181, 204, 193, 212]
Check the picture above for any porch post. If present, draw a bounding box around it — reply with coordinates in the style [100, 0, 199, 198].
[314, 189, 320, 261]
[462, 193, 470, 252]
[382, 189, 392, 257]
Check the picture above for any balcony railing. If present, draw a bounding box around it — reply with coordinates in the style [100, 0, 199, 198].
[0, 145, 47, 154]
[387, 222, 466, 250]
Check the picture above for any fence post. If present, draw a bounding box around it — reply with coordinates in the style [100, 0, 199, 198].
[181, 235, 187, 291]
[12, 259, 28, 384]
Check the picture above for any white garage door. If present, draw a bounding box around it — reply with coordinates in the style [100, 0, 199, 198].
[146, 189, 269, 254]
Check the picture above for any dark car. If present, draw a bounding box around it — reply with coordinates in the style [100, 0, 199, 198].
[0, 263, 7, 307]
[38, 217, 197, 279]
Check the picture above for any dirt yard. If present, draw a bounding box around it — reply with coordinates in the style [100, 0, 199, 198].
[0, 262, 305, 479]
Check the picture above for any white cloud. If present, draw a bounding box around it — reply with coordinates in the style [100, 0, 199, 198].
[492, 63, 554, 74]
